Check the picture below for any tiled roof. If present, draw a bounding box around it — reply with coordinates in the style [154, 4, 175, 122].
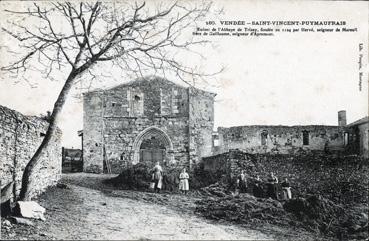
[347, 116, 369, 127]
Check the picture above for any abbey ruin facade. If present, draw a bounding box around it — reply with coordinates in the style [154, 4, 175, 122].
[82, 76, 215, 173]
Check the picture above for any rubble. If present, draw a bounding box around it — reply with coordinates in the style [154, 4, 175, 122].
[9, 216, 34, 226]
[195, 151, 369, 240]
[104, 150, 368, 240]
[195, 191, 368, 239]
[105, 163, 192, 192]
[3, 219, 12, 228]
[194, 182, 232, 197]
[195, 193, 291, 227]
[14, 201, 46, 221]
[207, 150, 368, 205]
[56, 183, 69, 189]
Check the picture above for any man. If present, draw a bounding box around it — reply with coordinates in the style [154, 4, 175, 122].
[253, 175, 263, 198]
[267, 172, 279, 199]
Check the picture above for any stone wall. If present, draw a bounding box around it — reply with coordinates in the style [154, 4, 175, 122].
[215, 125, 345, 155]
[357, 123, 369, 158]
[202, 150, 256, 181]
[82, 91, 104, 173]
[0, 105, 62, 200]
[102, 116, 190, 173]
[188, 88, 216, 165]
[347, 122, 369, 158]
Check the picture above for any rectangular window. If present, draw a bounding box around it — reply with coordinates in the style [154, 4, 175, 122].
[344, 132, 349, 146]
[302, 131, 309, 145]
[132, 93, 144, 116]
[261, 131, 268, 146]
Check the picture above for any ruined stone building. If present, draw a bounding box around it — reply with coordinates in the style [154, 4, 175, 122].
[82, 76, 215, 173]
[82, 77, 368, 174]
[213, 110, 368, 157]
[213, 125, 345, 155]
[0, 105, 62, 200]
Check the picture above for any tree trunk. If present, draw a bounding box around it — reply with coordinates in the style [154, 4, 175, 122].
[19, 70, 78, 201]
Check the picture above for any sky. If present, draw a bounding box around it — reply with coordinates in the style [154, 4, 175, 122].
[0, 0, 368, 148]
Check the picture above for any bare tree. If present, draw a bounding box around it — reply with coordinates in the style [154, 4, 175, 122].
[0, 1, 217, 200]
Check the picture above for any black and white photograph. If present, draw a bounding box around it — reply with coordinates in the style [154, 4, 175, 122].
[0, 0, 368, 240]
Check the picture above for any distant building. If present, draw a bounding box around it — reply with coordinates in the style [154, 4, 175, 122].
[62, 148, 83, 173]
[82, 76, 215, 173]
[214, 124, 345, 155]
[346, 116, 369, 158]
[213, 111, 368, 158]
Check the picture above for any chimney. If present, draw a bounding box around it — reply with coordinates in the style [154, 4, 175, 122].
[338, 110, 347, 126]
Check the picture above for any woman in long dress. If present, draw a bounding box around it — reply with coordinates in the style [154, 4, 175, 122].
[179, 168, 189, 194]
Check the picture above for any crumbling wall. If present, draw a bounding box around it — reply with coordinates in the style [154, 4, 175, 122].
[0, 105, 62, 200]
[216, 125, 345, 155]
[188, 87, 215, 165]
[82, 92, 104, 173]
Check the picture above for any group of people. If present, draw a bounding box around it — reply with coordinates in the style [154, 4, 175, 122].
[150, 161, 190, 194]
[149, 161, 292, 200]
[236, 171, 292, 200]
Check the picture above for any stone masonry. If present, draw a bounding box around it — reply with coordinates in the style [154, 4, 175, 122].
[212, 110, 369, 157]
[83, 76, 215, 173]
[214, 125, 345, 155]
[83, 77, 367, 175]
[0, 105, 62, 200]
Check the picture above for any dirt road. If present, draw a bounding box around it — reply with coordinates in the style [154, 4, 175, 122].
[44, 185, 272, 240]
[3, 173, 273, 240]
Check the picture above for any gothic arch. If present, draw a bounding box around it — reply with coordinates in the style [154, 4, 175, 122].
[132, 126, 174, 164]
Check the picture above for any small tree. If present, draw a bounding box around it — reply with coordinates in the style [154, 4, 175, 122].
[0, 1, 216, 200]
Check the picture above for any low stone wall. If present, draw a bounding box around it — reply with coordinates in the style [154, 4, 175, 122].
[201, 150, 368, 204]
[202, 150, 256, 182]
[0, 105, 62, 200]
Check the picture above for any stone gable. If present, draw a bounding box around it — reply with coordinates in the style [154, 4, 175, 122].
[83, 76, 215, 173]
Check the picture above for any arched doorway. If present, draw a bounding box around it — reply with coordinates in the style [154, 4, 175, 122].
[139, 137, 166, 164]
[132, 126, 174, 165]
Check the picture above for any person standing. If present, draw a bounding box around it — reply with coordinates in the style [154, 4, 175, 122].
[267, 172, 279, 199]
[179, 168, 189, 194]
[238, 170, 248, 193]
[281, 178, 292, 200]
[152, 161, 163, 193]
[253, 175, 263, 198]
